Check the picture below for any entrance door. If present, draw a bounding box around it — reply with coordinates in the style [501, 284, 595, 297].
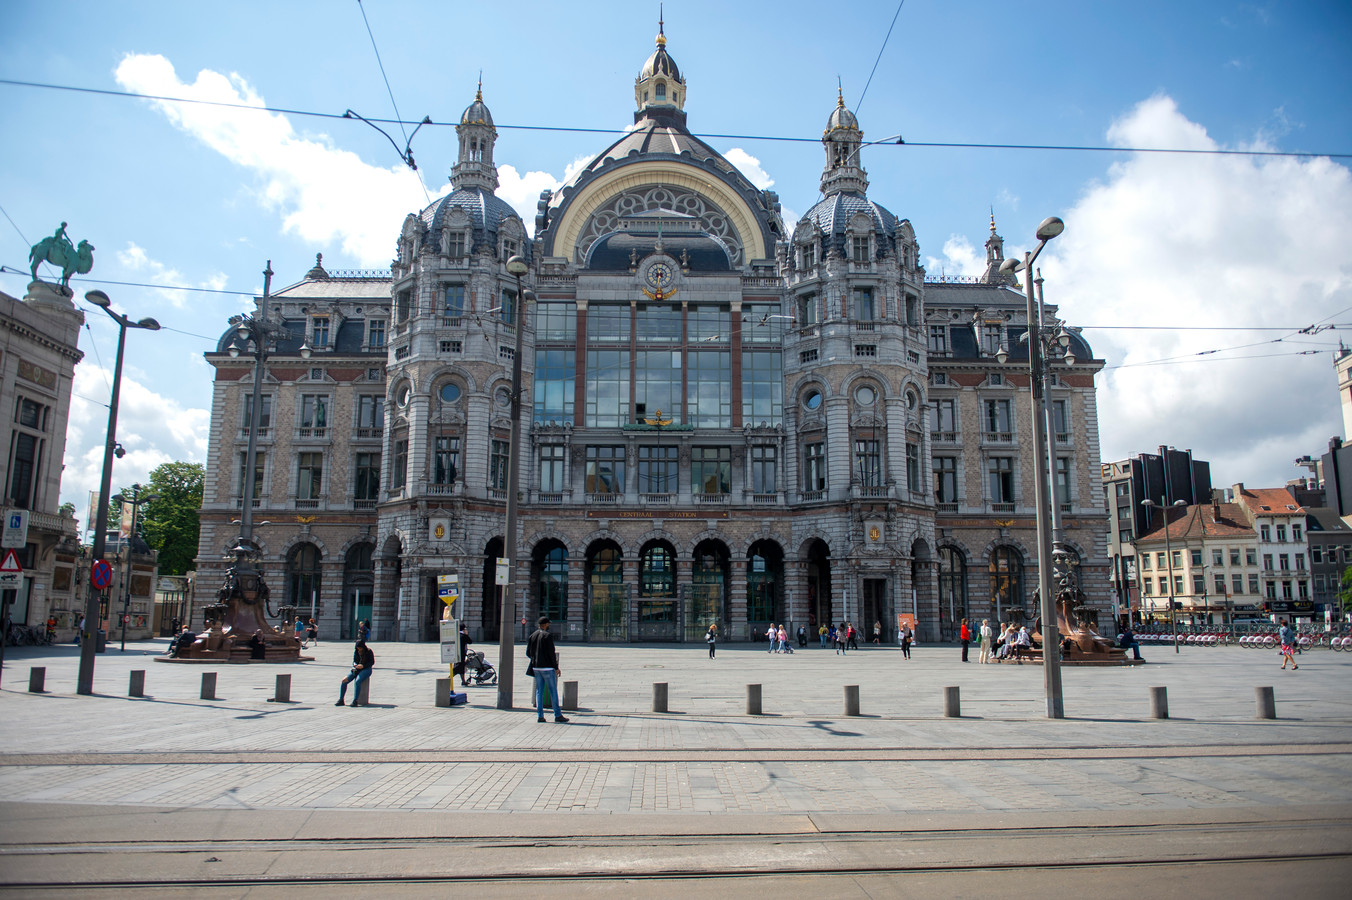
[346, 588, 372, 640]
[862, 578, 887, 641]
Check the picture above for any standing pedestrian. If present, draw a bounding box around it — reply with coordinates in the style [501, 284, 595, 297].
[458, 622, 473, 686]
[307, 617, 318, 646]
[978, 618, 993, 664]
[706, 623, 718, 659]
[872, 620, 882, 645]
[797, 624, 808, 648]
[835, 623, 847, 654]
[960, 618, 971, 662]
[818, 623, 828, 648]
[901, 624, 912, 659]
[293, 616, 306, 648]
[767, 625, 776, 653]
[1279, 619, 1299, 670]
[526, 616, 569, 722]
[336, 640, 375, 706]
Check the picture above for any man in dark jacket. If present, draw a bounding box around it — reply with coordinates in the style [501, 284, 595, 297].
[526, 616, 568, 723]
[336, 640, 375, 706]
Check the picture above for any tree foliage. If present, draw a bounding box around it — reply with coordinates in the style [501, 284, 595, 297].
[114, 461, 204, 576]
[1340, 566, 1352, 615]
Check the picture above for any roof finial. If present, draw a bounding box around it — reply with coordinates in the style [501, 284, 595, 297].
[657, 4, 666, 46]
[990, 206, 997, 234]
[837, 76, 844, 107]
[476, 71, 483, 101]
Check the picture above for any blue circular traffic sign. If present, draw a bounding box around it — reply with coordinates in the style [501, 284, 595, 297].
[90, 559, 113, 590]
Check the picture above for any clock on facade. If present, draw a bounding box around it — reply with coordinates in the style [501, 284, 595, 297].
[641, 259, 676, 299]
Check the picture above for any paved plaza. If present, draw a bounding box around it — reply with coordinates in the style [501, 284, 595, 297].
[0, 637, 1349, 895]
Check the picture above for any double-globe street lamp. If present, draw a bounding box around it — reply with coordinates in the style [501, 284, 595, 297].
[76, 290, 161, 695]
[997, 216, 1066, 719]
[111, 483, 158, 651]
[1142, 498, 1187, 653]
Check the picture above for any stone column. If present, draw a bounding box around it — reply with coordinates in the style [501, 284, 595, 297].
[727, 555, 747, 641]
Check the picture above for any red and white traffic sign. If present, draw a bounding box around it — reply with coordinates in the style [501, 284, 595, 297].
[90, 558, 113, 590]
[0, 548, 20, 588]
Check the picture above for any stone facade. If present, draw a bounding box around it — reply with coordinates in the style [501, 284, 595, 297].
[193, 29, 1110, 643]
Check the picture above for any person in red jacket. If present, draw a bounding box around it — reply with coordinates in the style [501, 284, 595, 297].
[960, 618, 971, 662]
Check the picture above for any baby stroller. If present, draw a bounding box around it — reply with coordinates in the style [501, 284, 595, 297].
[463, 649, 497, 685]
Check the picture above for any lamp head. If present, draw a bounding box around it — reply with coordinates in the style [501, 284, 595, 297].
[998, 258, 1022, 274]
[299, 340, 313, 359]
[112, 494, 125, 504]
[236, 324, 251, 341]
[85, 290, 111, 308]
[142, 494, 160, 504]
[228, 341, 241, 358]
[1035, 216, 1065, 241]
[137, 317, 161, 331]
[506, 254, 529, 276]
[995, 347, 1008, 364]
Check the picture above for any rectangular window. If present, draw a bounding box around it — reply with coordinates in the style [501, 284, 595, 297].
[367, 319, 386, 349]
[312, 317, 329, 349]
[797, 293, 819, 326]
[432, 436, 460, 485]
[1172, 550, 1182, 568]
[639, 445, 678, 494]
[588, 305, 630, 343]
[1174, 575, 1185, 595]
[988, 456, 1014, 504]
[533, 348, 576, 425]
[1233, 574, 1244, 594]
[238, 451, 265, 501]
[1312, 546, 1323, 564]
[691, 446, 730, 494]
[905, 293, 919, 326]
[853, 288, 874, 321]
[1263, 553, 1274, 570]
[1246, 548, 1257, 566]
[1293, 523, 1302, 541]
[982, 324, 1002, 355]
[688, 304, 728, 342]
[688, 350, 731, 427]
[488, 439, 510, 490]
[356, 395, 384, 433]
[396, 290, 411, 322]
[1213, 549, 1225, 566]
[1278, 554, 1289, 570]
[931, 399, 957, 439]
[750, 445, 777, 494]
[928, 326, 948, 354]
[1142, 554, 1153, 570]
[354, 452, 380, 501]
[498, 289, 517, 325]
[438, 285, 463, 317]
[1249, 574, 1260, 594]
[1260, 525, 1271, 542]
[1157, 552, 1167, 568]
[297, 452, 323, 500]
[799, 348, 818, 363]
[1190, 549, 1203, 566]
[1214, 574, 1226, 594]
[299, 395, 328, 429]
[1142, 580, 1153, 596]
[852, 236, 869, 264]
[934, 457, 958, 504]
[539, 444, 567, 492]
[637, 303, 681, 343]
[854, 344, 877, 358]
[1051, 399, 1069, 440]
[447, 232, 465, 257]
[984, 399, 1012, 438]
[742, 349, 783, 427]
[1276, 524, 1287, 542]
[536, 301, 577, 341]
[854, 439, 881, 487]
[585, 350, 630, 427]
[586, 446, 625, 495]
[803, 441, 826, 491]
[799, 243, 815, 270]
[1192, 574, 1204, 593]
[1295, 553, 1306, 570]
[439, 340, 461, 353]
[1230, 548, 1241, 565]
[16, 398, 46, 430]
[637, 350, 682, 426]
[1298, 580, 1308, 599]
[1055, 457, 1072, 502]
[906, 443, 920, 492]
[392, 438, 408, 490]
[243, 393, 272, 430]
[1159, 577, 1169, 594]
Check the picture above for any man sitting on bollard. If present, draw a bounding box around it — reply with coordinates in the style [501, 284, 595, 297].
[336, 639, 375, 706]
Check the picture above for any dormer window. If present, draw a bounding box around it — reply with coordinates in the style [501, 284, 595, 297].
[852, 236, 870, 264]
[502, 238, 518, 260]
[312, 316, 329, 350]
[800, 242, 816, 270]
[447, 232, 465, 257]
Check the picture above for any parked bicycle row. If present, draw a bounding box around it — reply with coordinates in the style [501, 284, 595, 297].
[1133, 631, 1352, 650]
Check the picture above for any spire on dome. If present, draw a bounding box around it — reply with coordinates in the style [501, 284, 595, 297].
[452, 83, 499, 193]
[820, 86, 867, 196]
[634, 9, 687, 127]
[980, 210, 1016, 285]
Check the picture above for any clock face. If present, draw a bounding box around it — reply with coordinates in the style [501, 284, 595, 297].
[644, 262, 673, 291]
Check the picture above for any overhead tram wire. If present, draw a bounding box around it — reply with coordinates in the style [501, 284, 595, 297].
[3, 78, 1350, 161]
[854, 0, 906, 116]
[354, 0, 431, 205]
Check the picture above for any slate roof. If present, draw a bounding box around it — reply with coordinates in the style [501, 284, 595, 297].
[801, 192, 899, 257]
[924, 282, 1096, 363]
[420, 188, 527, 261]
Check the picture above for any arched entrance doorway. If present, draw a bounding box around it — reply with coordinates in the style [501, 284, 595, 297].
[532, 540, 569, 635]
[989, 545, 1025, 625]
[746, 539, 784, 636]
[286, 543, 321, 624]
[341, 543, 374, 641]
[688, 539, 729, 641]
[637, 540, 678, 641]
[585, 540, 625, 641]
[481, 537, 504, 643]
[804, 539, 832, 629]
[938, 545, 966, 642]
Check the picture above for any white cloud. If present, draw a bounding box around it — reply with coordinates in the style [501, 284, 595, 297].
[1043, 95, 1352, 488]
[62, 363, 209, 515]
[724, 148, 775, 190]
[926, 235, 986, 280]
[116, 242, 228, 309]
[497, 164, 563, 238]
[114, 54, 431, 266]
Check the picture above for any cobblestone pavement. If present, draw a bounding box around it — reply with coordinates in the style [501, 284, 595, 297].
[1, 638, 1349, 815]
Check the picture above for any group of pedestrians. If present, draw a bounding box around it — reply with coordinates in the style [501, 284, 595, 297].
[292, 616, 318, 649]
[765, 624, 795, 654]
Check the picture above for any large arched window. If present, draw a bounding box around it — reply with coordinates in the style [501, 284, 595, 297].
[938, 546, 966, 634]
[989, 546, 1024, 618]
[586, 542, 624, 641]
[535, 542, 568, 622]
[287, 543, 322, 614]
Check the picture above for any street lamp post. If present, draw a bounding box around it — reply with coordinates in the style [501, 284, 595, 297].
[76, 290, 161, 695]
[112, 484, 158, 651]
[497, 255, 532, 710]
[1142, 498, 1187, 653]
[997, 216, 1065, 719]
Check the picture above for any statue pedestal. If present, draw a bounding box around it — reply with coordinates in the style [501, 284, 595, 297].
[23, 281, 81, 324]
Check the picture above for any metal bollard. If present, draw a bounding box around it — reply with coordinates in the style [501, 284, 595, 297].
[843, 684, 860, 716]
[1149, 686, 1168, 719]
[1255, 685, 1276, 719]
[943, 685, 961, 717]
[563, 680, 578, 711]
[435, 677, 451, 708]
[200, 672, 217, 700]
[129, 670, 145, 697]
[272, 673, 291, 703]
[28, 667, 45, 693]
[747, 683, 763, 715]
[652, 682, 669, 713]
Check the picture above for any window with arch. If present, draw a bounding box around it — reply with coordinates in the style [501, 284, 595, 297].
[938, 546, 966, 626]
[655, 82, 666, 99]
[989, 547, 1024, 614]
[287, 543, 321, 613]
[537, 543, 568, 622]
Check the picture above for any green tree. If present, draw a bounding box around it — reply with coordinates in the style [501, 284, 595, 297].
[114, 462, 204, 576]
[1340, 566, 1352, 615]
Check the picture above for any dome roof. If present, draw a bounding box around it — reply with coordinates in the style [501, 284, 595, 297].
[420, 187, 527, 260]
[801, 192, 899, 255]
[826, 100, 859, 134]
[639, 24, 682, 81]
[461, 88, 493, 127]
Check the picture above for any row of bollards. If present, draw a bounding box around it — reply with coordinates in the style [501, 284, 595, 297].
[1147, 685, 1276, 720]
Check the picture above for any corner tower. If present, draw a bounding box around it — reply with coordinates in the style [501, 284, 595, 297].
[452, 82, 499, 193]
[820, 87, 868, 197]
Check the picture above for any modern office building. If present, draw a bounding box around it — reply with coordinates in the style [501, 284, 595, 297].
[194, 27, 1109, 643]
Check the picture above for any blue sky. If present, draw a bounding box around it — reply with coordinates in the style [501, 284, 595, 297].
[2, 0, 1350, 511]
